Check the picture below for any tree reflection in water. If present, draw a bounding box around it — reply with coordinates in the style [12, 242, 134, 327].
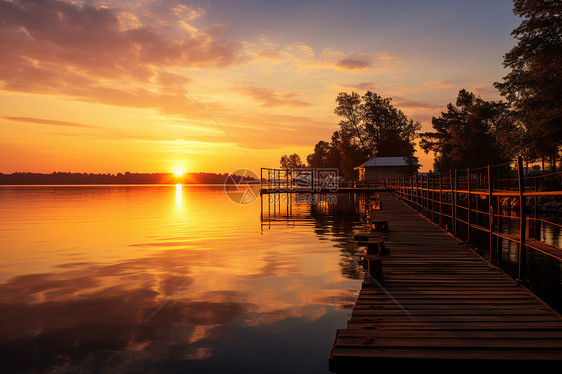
[261, 192, 372, 282]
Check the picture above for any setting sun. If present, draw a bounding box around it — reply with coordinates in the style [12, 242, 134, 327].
[174, 169, 184, 177]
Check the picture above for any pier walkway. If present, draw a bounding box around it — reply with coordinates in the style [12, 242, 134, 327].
[329, 192, 562, 371]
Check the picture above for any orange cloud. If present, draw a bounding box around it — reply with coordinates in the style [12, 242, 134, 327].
[0, 0, 242, 96]
[238, 86, 312, 108]
[423, 80, 454, 88]
[343, 81, 379, 90]
[392, 96, 442, 111]
[335, 58, 371, 70]
[243, 41, 401, 75]
[332, 52, 399, 71]
[2, 116, 101, 129]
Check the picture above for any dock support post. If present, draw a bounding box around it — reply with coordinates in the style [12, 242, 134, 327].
[366, 256, 383, 280]
[371, 221, 389, 232]
[366, 240, 386, 255]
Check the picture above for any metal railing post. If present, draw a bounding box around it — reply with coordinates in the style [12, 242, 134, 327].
[467, 168, 471, 243]
[429, 175, 433, 219]
[439, 172, 443, 226]
[449, 170, 454, 231]
[422, 175, 429, 215]
[488, 164, 494, 262]
[517, 156, 527, 282]
[453, 169, 458, 234]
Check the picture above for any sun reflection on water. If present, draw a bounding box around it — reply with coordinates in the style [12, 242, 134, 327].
[176, 183, 182, 207]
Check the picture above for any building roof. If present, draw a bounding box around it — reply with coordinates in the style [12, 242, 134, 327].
[355, 156, 420, 169]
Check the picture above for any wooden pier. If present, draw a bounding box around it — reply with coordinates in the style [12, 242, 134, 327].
[329, 192, 562, 371]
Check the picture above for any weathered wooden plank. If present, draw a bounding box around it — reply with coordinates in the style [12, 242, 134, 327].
[346, 321, 562, 330]
[361, 289, 523, 294]
[353, 303, 550, 311]
[349, 315, 561, 323]
[355, 299, 538, 305]
[334, 337, 562, 349]
[330, 347, 562, 360]
[351, 308, 554, 316]
[336, 329, 562, 339]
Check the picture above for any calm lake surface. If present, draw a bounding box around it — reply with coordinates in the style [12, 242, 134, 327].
[0, 185, 368, 374]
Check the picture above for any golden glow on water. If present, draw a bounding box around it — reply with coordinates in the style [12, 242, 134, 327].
[0, 185, 363, 372]
[176, 183, 183, 207]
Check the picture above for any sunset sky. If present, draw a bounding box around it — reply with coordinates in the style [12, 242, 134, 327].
[0, 0, 521, 174]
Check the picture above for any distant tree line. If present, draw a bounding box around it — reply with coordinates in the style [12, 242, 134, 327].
[281, 0, 561, 175]
[0, 172, 256, 185]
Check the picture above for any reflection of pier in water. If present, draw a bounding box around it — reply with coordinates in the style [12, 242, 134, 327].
[260, 192, 373, 280]
[260, 192, 371, 228]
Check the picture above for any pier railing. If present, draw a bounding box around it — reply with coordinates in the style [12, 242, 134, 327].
[261, 167, 316, 190]
[260, 167, 385, 191]
[260, 168, 387, 193]
[386, 156, 562, 281]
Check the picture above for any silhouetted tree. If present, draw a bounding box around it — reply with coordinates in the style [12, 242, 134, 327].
[420, 90, 511, 171]
[494, 0, 562, 167]
[334, 91, 420, 160]
[361, 91, 420, 159]
[331, 130, 368, 179]
[279, 153, 306, 169]
[334, 92, 369, 154]
[305, 130, 368, 179]
[306, 140, 332, 168]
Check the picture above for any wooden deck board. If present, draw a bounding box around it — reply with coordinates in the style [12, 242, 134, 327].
[329, 192, 562, 371]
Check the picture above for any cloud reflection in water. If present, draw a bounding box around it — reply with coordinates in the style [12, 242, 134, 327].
[0, 186, 366, 373]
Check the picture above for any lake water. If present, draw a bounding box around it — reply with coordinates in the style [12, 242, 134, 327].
[0, 185, 368, 374]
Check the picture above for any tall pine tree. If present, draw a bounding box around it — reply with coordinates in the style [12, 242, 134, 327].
[494, 0, 562, 166]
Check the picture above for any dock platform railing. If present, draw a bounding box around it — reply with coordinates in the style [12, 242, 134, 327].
[260, 167, 386, 193]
